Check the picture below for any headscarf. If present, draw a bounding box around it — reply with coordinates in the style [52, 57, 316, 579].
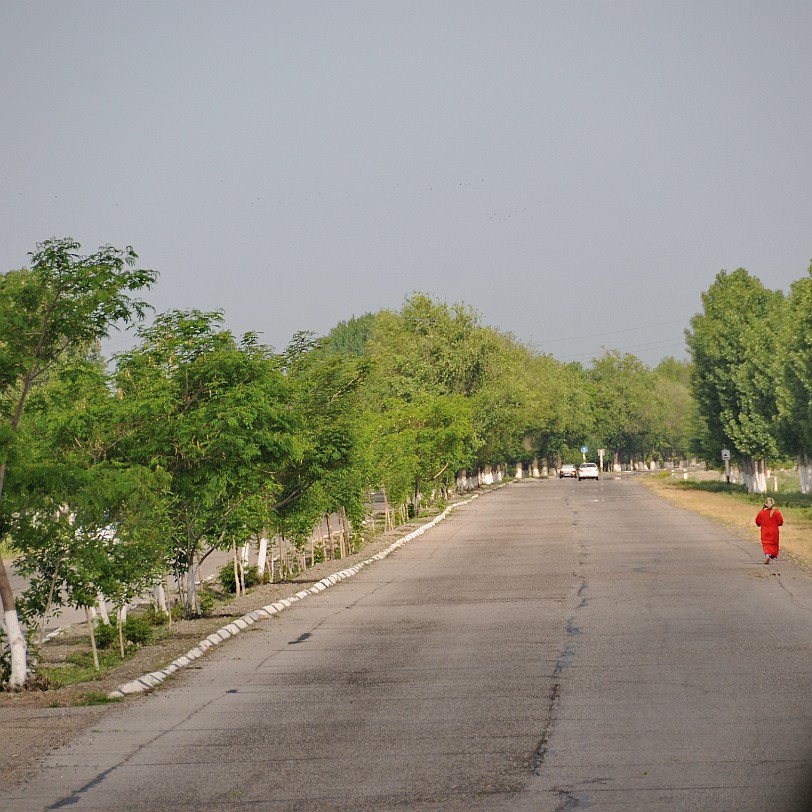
[763, 497, 775, 510]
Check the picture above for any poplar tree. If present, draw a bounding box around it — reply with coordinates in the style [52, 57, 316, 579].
[686, 269, 783, 492]
[776, 265, 812, 492]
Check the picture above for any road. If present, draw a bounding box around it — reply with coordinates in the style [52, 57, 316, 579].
[3, 478, 811, 811]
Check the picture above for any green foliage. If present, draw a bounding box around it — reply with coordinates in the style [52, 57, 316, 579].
[323, 313, 376, 357]
[113, 310, 295, 615]
[217, 563, 262, 593]
[776, 265, 812, 456]
[686, 268, 783, 464]
[0, 237, 158, 686]
[94, 616, 154, 650]
[140, 604, 170, 627]
[587, 351, 668, 462]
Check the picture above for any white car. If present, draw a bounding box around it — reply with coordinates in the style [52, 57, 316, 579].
[577, 462, 599, 481]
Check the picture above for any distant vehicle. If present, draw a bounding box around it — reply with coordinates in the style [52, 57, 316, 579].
[559, 463, 578, 479]
[577, 462, 599, 481]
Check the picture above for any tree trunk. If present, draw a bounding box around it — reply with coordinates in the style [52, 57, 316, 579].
[339, 507, 350, 557]
[257, 530, 269, 578]
[185, 562, 199, 616]
[0, 546, 27, 688]
[326, 514, 334, 560]
[39, 559, 64, 646]
[154, 583, 168, 615]
[165, 576, 173, 627]
[232, 545, 241, 597]
[117, 607, 125, 659]
[799, 453, 812, 495]
[97, 594, 111, 625]
[85, 607, 100, 671]
[740, 457, 767, 493]
[2, 606, 27, 688]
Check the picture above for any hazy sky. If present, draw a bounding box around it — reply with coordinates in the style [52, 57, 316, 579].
[2, 1, 810, 366]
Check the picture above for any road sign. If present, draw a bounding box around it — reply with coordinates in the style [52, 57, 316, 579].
[721, 449, 731, 461]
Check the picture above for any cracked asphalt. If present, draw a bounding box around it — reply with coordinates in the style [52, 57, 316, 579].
[3, 478, 811, 811]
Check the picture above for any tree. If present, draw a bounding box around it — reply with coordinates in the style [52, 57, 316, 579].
[587, 351, 667, 469]
[271, 331, 370, 553]
[0, 238, 156, 688]
[776, 264, 812, 492]
[6, 351, 169, 661]
[361, 295, 495, 507]
[112, 310, 295, 616]
[323, 313, 376, 358]
[686, 269, 783, 492]
[653, 357, 695, 464]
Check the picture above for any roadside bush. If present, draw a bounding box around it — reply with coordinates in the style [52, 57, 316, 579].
[141, 604, 170, 627]
[94, 616, 154, 650]
[217, 563, 262, 593]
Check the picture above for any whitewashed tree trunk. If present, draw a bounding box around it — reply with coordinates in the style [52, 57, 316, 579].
[232, 545, 242, 597]
[257, 531, 269, 577]
[533, 458, 542, 478]
[740, 457, 767, 493]
[326, 513, 335, 559]
[2, 609, 27, 688]
[515, 462, 524, 479]
[165, 575, 174, 627]
[343, 507, 352, 555]
[740, 457, 754, 492]
[85, 607, 100, 671]
[799, 453, 812, 495]
[117, 607, 126, 659]
[97, 594, 111, 625]
[755, 459, 768, 494]
[185, 562, 199, 615]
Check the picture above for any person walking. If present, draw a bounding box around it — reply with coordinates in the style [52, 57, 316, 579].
[755, 497, 783, 564]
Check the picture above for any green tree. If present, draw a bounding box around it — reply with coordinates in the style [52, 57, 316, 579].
[653, 357, 695, 463]
[587, 351, 667, 469]
[0, 238, 156, 688]
[686, 269, 783, 491]
[362, 295, 496, 507]
[323, 313, 377, 358]
[6, 351, 169, 650]
[273, 331, 370, 546]
[776, 264, 812, 492]
[113, 310, 294, 616]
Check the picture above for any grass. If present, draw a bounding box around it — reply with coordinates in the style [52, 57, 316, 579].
[40, 648, 137, 688]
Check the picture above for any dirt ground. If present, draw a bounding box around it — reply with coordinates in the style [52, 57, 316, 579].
[2, 479, 810, 792]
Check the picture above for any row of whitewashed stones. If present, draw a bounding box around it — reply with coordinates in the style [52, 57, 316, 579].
[109, 492, 482, 698]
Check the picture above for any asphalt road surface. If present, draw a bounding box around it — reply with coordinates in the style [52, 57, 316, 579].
[4, 478, 812, 811]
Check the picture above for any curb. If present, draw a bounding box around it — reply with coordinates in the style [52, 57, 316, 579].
[108, 493, 480, 698]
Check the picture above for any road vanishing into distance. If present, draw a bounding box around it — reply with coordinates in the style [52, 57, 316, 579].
[4, 478, 812, 811]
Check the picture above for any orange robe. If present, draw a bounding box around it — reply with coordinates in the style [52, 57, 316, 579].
[755, 508, 783, 557]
